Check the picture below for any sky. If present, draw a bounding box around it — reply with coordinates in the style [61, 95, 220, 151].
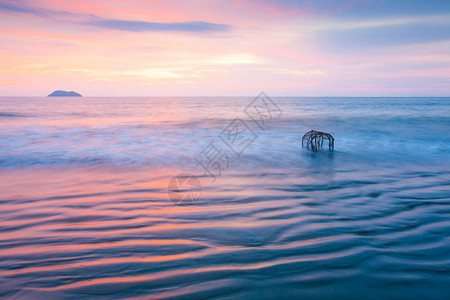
[0, 0, 449, 96]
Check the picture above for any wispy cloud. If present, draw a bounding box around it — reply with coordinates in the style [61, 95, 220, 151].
[0, 1, 36, 14]
[313, 14, 450, 31]
[87, 19, 231, 33]
[316, 21, 450, 49]
[0, 1, 232, 33]
[259, 0, 450, 18]
[0, 0, 90, 19]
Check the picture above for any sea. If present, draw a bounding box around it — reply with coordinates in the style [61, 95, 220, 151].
[0, 96, 449, 299]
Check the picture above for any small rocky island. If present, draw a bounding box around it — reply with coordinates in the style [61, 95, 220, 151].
[48, 90, 82, 97]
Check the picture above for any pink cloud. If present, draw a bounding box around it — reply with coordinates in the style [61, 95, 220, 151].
[0, 0, 449, 96]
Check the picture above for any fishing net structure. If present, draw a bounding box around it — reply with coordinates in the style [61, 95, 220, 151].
[302, 130, 334, 152]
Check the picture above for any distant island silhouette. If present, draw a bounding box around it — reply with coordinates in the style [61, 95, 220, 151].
[48, 90, 82, 97]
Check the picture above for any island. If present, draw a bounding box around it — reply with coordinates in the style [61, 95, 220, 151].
[47, 90, 82, 97]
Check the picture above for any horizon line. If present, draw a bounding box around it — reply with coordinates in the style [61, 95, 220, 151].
[1, 95, 449, 98]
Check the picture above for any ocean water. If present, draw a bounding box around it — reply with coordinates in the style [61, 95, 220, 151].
[0, 96, 449, 299]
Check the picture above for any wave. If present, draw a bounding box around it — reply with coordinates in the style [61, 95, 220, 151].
[0, 166, 448, 298]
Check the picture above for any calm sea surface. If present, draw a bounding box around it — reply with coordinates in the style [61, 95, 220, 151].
[0, 97, 449, 299]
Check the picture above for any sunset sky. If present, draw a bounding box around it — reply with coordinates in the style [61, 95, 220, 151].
[0, 0, 449, 96]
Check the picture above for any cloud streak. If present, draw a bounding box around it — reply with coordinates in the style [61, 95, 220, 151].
[87, 19, 231, 33]
[0, 1, 232, 33]
[0, 0, 89, 19]
[317, 22, 450, 50]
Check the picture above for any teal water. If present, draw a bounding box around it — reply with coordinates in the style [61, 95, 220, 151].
[0, 97, 449, 299]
